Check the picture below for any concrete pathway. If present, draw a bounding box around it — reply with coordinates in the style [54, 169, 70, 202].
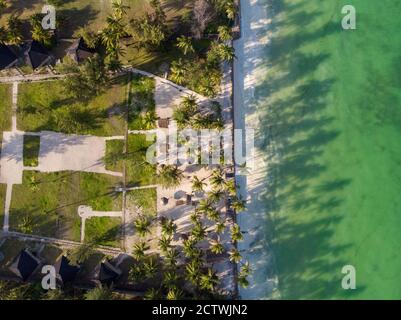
[78, 205, 123, 242]
[0, 74, 66, 84]
[11, 82, 18, 131]
[36, 132, 123, 177]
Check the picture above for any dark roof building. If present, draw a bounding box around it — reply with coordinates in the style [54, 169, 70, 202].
[54, 256, 80, 285]
[0, 43, 18, 70]
[94, 261, 122, 285]
[9, 249, 41, 282]
[24, 40, 53, 70]
[66, 38, 95, 63]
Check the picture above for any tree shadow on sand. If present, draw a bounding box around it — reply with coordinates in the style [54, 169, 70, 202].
[236, 0, 366, 299]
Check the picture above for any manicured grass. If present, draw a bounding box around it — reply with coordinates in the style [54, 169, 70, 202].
[17, 78, 127, 136]
[9, 171, 122, 242]
[128, 75, 156, 130]
[105, 134, 157, 187]
[0, 84, 12, 145]
[126, 188, 157, 218]
[23, 135, 40, 167]
[85, 217, 122, 248]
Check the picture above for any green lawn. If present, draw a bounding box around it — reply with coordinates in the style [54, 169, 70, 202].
[0, 84, 12, 143]
[128, 75, 156, 130]
[9, 171, 122, 242]
[105, 134, 157, 187]
[85, 217, 122, 248]
[0, 84, 11, 230]
[126, 188, 157, 218]
[17, 78, 127, 136]
[23, 135, 40, 167]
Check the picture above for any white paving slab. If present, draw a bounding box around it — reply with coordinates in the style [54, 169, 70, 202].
[0, 131, 24, 184]
[36, 131, 122, 177]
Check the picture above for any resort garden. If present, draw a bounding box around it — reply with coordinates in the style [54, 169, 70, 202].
[0, 0, 247, 300]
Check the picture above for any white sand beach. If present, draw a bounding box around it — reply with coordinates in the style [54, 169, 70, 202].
[233, 0, 279, 299]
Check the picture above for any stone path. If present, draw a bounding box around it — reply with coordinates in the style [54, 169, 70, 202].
[78, 205, 123, 242]
[36, 132, 123, 177]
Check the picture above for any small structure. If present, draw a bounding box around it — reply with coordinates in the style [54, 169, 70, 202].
[66, 38, 96, 63]
[186, 194, 192, 205]
[0, 44, 18, 70]
[161, 197, 169, 206]
[94, 261, 122, 286]
[54, 256, 80, 285]
[9, 249, 41, 282]
[24, 40, 53, 70]
[158, 118, 170, 129]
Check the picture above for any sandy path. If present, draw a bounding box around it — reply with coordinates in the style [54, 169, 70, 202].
[233, 0, 279, 299]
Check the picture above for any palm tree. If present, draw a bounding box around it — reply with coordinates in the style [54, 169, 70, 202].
[6, 14, 23, 45]
[0, 0, 7, 12]
[238, 274, 249, 288]
[206, 208, 220, 222]
[158, 235, 172, 253]
[183, 238, 198, 258]
[207, 189, 224, 204]
[190, 211, 201, 224]
[217, 25, 233, 42]
[230, 224, 243, 242]
[224, 179, 238, 197]
[231, 197, 247, 212]
[210, 169, 225, 190]
[165, 248, 179, 267]
[163, 270, 179, 288]
[31, 24, 53, 47]
[161, 219, 177, 237]
[158, 165, 184, 189]
[214, 220, 226, 234]
[218, 44, 236, 62]
[228, 248, 242, 263]
[176, 35, 195, 55]
[144, 288, 161, 300]
[129, 264, 145, 282]
[191, 221, 206, 242]
[84, 285, 114, 300]
[141, 111, 157, 129]
[166, 287, 183, 300]
[143, 258, 158, 279]
[200, 268, 219, 292]
[185, 260, 201, 287]
[192, 176, 206, 193]
[170, 59, 186, 85]
[209, 238, 225, 255]
[18, 215, 35, 234]
[112, 0, 130, 19]
[132, 242, 149, 260]
[198, 199, 213, 215]
[134, 217, 151, 237]
[239, 261, 251, 277]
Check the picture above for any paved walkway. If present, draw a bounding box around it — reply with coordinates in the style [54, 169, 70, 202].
[0, 74, 66, 84]
[78, 206, 123, 242]
[36, 132, 122, 177]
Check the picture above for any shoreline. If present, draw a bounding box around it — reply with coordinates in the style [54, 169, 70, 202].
[233, 0, 279, 299]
